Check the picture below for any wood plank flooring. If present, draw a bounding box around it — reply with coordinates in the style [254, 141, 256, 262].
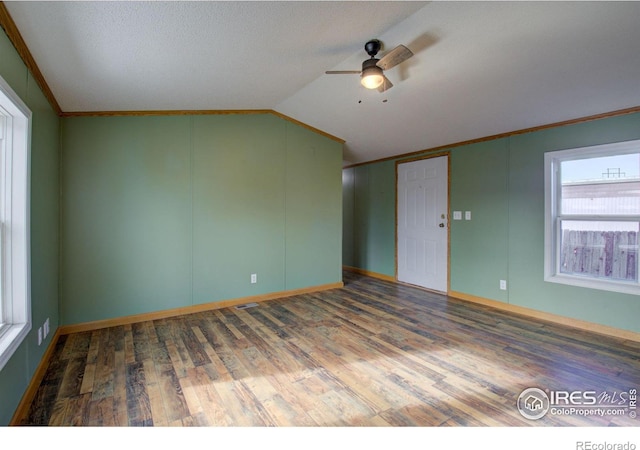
[18, 272, 640, 426]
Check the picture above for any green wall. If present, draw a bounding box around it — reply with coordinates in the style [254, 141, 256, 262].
[60, 113, 343, 325]
[342, 160, 396, 276]
[344, 112, 640, 334]
[505, 115, 640, 331]
[450, 139, 510, 303]
[1, 22, 341, 424]
[0, 29, 60, 425]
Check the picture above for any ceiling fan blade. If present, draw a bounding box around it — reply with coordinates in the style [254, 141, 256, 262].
[325, 70, 361, 74]
[377, 44, 413, 71]
[377, 76, 393, 93]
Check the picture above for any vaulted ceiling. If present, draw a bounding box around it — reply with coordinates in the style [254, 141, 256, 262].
[4, 1, 640, 165]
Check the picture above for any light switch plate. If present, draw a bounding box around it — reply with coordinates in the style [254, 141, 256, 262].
[453, 211, 462, 220]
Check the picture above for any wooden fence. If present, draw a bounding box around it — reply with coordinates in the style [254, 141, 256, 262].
[560, 230, 637, 281]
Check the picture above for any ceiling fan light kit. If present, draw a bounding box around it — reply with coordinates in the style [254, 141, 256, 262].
[361, 59, 384, 89]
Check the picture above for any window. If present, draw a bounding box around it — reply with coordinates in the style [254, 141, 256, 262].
[544, 139, 640, 295]
[0, 75, 31, 371]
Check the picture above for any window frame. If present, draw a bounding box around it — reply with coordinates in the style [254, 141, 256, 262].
[0, 75, 32, 372]
[544, 139, 640, 296]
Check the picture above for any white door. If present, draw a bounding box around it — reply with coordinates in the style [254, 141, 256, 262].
[397, 156, 448, 292]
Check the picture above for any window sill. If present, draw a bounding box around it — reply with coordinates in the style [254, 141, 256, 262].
[0, 322, 31, 371]
[545, 273, 640, 296]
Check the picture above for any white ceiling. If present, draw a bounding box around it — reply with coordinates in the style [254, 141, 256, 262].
[4, 1, 640, 165]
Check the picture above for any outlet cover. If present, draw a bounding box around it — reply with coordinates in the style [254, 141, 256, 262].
[500, 280, 507, 290]
[38, 327, 42, 345]
[251, 273, 257, 284]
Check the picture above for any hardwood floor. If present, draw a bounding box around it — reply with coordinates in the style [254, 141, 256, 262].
[18, 271, 640, 426]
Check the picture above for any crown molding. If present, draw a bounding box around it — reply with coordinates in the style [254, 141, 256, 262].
[0, 2, 62, 115]
[344, 105, 640, 168]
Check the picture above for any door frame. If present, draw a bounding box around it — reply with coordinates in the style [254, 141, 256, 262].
[395, 151, 451, 293]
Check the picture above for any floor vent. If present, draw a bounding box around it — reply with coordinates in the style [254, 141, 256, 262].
[235, 302, 259, 310]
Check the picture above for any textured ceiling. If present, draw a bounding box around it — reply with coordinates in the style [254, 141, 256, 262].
[4, 1, 640, 165]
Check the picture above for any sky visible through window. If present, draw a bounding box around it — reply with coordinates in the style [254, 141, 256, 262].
[560, 152, 639, 231]
[561, 153, 640, 183]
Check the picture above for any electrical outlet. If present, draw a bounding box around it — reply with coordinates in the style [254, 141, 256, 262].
[500, 280, 507, 290]
[38, 327, 42, 345]
[465, 211, 472, 221]
[44, 318, 50, 339]
[251, 273, 257, 284]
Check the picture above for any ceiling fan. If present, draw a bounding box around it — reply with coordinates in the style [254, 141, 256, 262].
[326, 39, 414, 92]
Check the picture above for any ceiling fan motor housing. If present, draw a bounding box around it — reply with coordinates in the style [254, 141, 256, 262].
[361, 58, 381, 72]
